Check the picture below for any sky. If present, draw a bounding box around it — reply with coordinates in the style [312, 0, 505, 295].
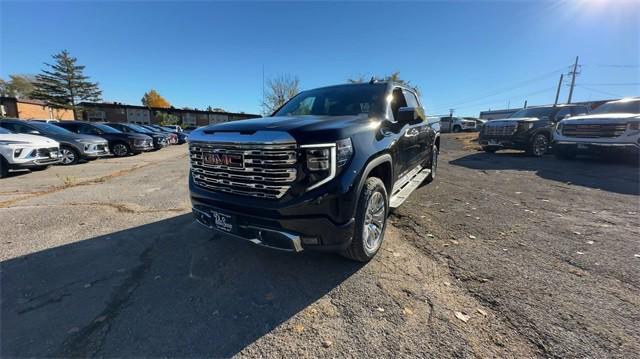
[1, 0, 639, 116]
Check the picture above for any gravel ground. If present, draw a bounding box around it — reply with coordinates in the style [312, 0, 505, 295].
[1, 136, 638, 358]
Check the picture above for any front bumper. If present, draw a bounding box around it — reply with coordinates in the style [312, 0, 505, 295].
[553, 140, 640, 155]
[479, 135, 529, 150]
[189, 174, 357, 253]
[6, 147, 62, 167]
[81, 143, 110, 158]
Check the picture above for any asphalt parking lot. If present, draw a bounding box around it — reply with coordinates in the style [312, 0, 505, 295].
[1, 135, 639, 358]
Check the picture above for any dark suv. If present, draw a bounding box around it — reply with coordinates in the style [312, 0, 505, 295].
[479, 104, 589, 156]
[104, 123, 168, 150]
[53, 121, 154, 156]
[189, 82, 440, 261]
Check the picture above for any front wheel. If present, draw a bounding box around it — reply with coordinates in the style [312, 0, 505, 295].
[111, 142, 131, 157]
[527, 133, 549, 157]
[452, 126, 461, 133]
[483, 146, 497, 153]
[341, 177, 388, 262]
[59, 146, 80, 165]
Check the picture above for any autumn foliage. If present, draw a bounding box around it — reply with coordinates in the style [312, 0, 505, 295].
[141, 89, 171, 108]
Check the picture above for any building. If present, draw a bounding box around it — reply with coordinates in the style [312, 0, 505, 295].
[0, 96, 261, 125]
[478, 99, 613, 120]
[0, 97, 74, 120]
[78, 102, 261, 126]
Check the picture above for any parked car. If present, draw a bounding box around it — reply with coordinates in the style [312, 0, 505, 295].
[0, 127, 61, 178]
[553, 97, 640, 160]
[162, 125, 183, 132]
[189, 81, 440, 262]
[466, 117, 486, 131]
[140, 124, 180, 144]
[104, 123, 168, 150]
[440, 116, 476, 132]
[146, 124, 187, 144]
[53, 121, 154, 156]
[478, 104, 589, 156]
[0, 119, 109, 165]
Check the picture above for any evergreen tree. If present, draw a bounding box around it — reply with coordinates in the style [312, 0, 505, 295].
[31, 50, 102, 119]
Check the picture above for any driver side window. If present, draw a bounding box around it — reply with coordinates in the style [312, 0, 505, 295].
[78, 124, 100, 135]
[389, 88, 408, 121]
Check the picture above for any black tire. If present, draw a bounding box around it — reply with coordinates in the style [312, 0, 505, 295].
[483, 146, 497, 153]
[31, 165, 50, 171]
[0, 156, 9, 178]
[527, 133, 550, 157]
[59, 146, 80, 165]
[452, 125, 461, 133]
[555, 147, 576, 160]
[426, 143, 438, 183]
[111, 142, 131, 157]
[341, 177, 388, 262]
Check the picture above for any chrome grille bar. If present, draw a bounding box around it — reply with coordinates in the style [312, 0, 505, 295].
[562, 124, 627, 138]
[484, 123, 517, 136]
[189, 141, 297, 199]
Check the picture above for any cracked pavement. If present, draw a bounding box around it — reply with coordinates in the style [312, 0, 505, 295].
[1, 136, 639, 357]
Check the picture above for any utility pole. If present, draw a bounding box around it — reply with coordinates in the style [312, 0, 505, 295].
[554, 73, 564, 106]
[262, 64, 265, 113]
[567, 56, 579, 104]
[449, 109, 454, 117]
[523, 100, 528, 108]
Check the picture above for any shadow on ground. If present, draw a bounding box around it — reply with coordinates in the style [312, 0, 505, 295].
[1, 214, 362, 357]
[449, 151, 640, 195]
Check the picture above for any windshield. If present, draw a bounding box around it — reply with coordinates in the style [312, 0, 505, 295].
[0, 127, 11, 134]
[128, 124, 153, 133]
[591, 100, 640, 115]
[509, 107, 558, 119]
[274, 83, 387, 117]
[94, 124, 121, 133]
[29, 122, 73, 135]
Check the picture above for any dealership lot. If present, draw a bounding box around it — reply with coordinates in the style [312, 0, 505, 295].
[1, 136, 639, 357]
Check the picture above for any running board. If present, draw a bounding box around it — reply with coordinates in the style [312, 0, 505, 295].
[389, 166, 431, 208]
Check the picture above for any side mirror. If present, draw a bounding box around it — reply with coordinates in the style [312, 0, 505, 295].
[397, 107, 425, 124]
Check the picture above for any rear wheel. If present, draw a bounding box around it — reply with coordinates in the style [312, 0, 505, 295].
[426, 143, 438, 183]
[527, 133, 549, 157]
[342, 177, 388, 262]
[483, 146, 497, 153]
[59, 146, 80, 165]
[112, 142, 130, 157]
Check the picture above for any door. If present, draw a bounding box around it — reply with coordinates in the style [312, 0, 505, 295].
[387, 87, 416, 184]
[403, 89, 431, 168]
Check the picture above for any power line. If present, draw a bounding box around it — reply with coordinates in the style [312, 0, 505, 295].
[576, 83, 640, 86]
[429, 66, 568, 113]
[436, 86, 556, 114]
[575, 85, 623, 98]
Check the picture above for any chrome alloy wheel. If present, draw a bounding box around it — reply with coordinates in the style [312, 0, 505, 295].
[363, 191, 386, 252]
[431, 144, 439, 178]
[60, 147, 76, 165]
[113, 143, 128, 156]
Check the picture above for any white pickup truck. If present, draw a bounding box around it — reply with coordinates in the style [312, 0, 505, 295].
[0, 127, 61, 178]
[553, 98, 640, 160]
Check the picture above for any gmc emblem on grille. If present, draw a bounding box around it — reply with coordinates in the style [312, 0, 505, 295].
[203, 153, 244, 168]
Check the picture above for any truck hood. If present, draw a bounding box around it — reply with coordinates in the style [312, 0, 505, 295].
[199, 115, 378, 143]
[485, 117, 538, 125]
[561, 113, 640, 125]
[0, 133, 59, 146]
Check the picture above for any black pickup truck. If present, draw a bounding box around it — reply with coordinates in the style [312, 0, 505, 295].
[188, 82, 440, 261]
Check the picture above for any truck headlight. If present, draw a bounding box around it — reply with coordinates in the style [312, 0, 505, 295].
[301, 138, 352, 191]
[627, 122, 640, 131]
[556, 122, 563, 134]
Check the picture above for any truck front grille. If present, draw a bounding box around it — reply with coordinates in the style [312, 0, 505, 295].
[562, 123, 627, 138]
[189, 142, 298, 199]
[484, 123, 517, 136]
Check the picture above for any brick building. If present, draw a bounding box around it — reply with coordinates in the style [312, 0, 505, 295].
[0, 97, 74, 120]
[79, 102, 260, 126]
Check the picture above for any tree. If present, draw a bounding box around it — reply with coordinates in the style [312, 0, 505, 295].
[141, 89, 171, 108]
[0, 75, 35, 98]
[31, 50, 102, 119]
[347, 71, 420, 96]
[262, 74, 300, 115]
[154, 111, 181, 126]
